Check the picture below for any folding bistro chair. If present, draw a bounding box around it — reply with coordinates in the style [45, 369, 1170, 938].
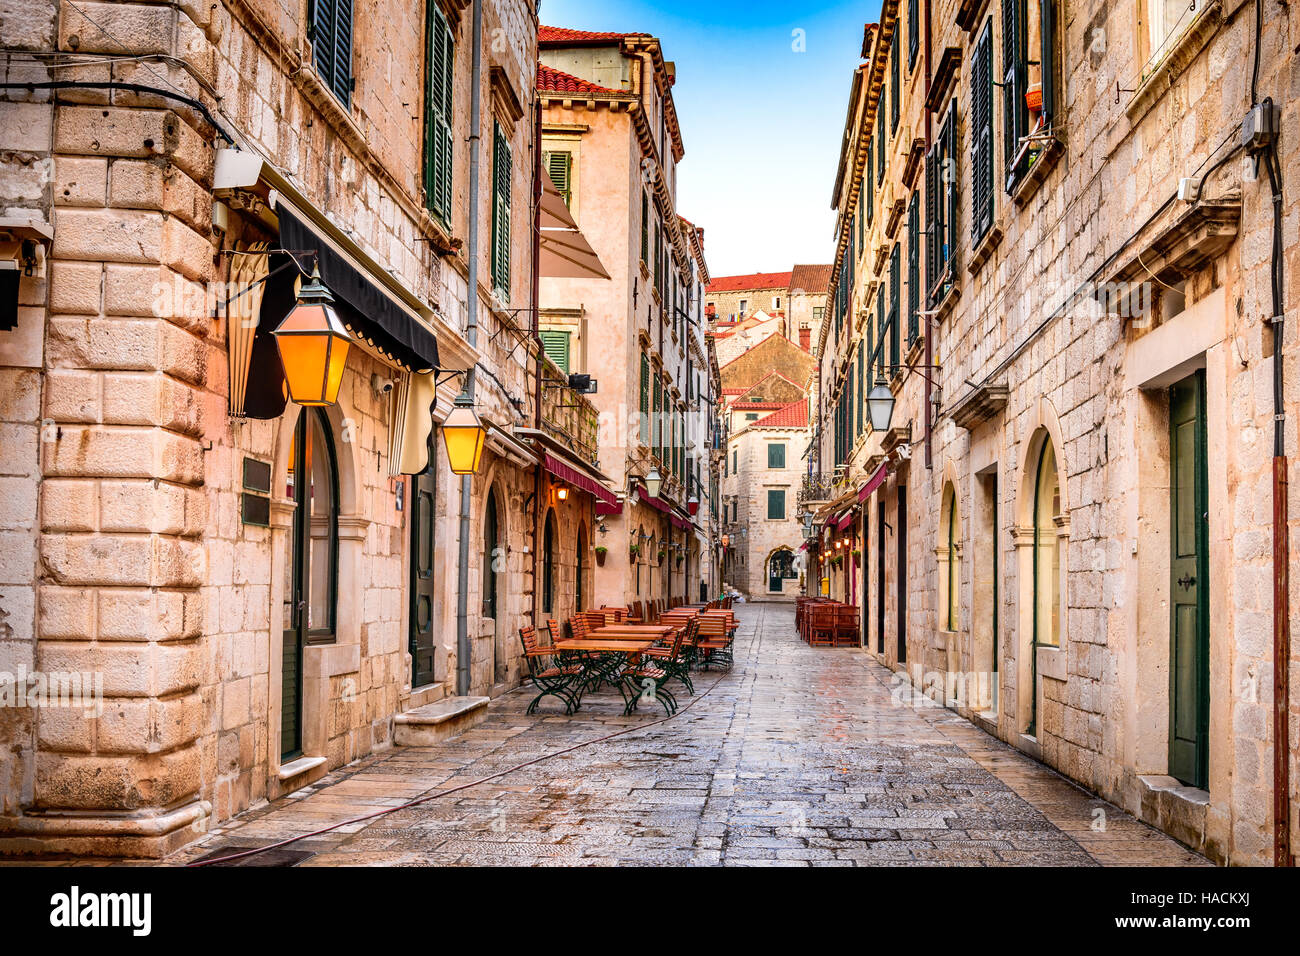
[518, 625, 582, 714]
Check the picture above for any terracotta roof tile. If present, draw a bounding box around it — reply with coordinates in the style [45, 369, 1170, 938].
[706, 271, 793, 293]
[539, 26, 649, 45]
[752, 399, 809, 429]
[536, 64, 622, 96]
[789, 263, 833, 293]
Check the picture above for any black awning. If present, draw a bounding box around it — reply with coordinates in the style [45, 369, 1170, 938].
[276, 204, 440, 372]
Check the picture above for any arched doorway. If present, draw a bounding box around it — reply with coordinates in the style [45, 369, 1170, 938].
[542, 509, 556, 615]
[281, 408, 339, 761]
[768, 548, 795, 593]
[576, 523, 587, 611]
[482, 487, 500, 619]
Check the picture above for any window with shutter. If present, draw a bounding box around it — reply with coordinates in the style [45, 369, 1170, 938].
[310, 0, 353, 107]
[876, 91, 886, 185]
[865, 143, 874, 224]
[890, 31, 900, 134]
[767, 489, 785, 521]
[907, 194, 920, 342]
[1003, 0, 1028, 192]
[543, 150, 572, 207]
[423, 4, 453, 224]
[875, 283, 886, 378]
[908, 0, 919, 69]
[767, 442, 785, 469]
[641, 191, 649, 263]
[490, 121, 511, 297]
[971, 19, 994, 243]
[652, 374, 662, 461]
[539, 330, 570, 374]
[925, 145, 937, 305]
[856, 344, 864, 435]
[639, 353, 650, 444]
[889, 244, 901, 367]
[928, 100, 958, 305]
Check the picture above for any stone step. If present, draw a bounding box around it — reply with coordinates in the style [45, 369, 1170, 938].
[393, 696, 491, 747]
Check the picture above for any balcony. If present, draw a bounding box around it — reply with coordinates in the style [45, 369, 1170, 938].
[798, 473, 836, 506]
[540, 371, 599, 466]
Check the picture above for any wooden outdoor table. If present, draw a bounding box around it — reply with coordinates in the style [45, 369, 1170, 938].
[555, 639, 655, 653]
[588, 625, 675, 640]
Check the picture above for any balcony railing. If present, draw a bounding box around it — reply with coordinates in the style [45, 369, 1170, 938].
[540, 371, 599, 466]
[798, 473, 836, 505]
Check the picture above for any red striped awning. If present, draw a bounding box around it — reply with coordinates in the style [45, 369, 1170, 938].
[596, 499, 622, 515]
[857, 462, 888, 503]
[836, 511, 855, 530]
[543, 452, 617, 505]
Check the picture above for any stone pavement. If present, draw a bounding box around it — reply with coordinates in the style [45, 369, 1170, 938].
[170, 604, 1210, 867]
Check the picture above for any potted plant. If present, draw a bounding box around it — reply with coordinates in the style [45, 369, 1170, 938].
[629, 543, 641, 560]
[851, 548, 862, 561]
[657, 549, 667, 562]
[594, 545, 607, 566]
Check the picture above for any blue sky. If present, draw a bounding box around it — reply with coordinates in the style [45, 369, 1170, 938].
[539, 0, 881, 278]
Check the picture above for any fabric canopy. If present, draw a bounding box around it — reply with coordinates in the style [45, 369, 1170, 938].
[596, 499, 623, 516]
[277, 204, 440, 372]
[539, 176, 610, 280]
[857, 462, 889, 502]
[543, 451, 617, 505]
[836, 511, 855, 530]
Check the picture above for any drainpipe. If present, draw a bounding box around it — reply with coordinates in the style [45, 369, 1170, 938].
[531, 98, 544, 629]
[922, 0, 933, 471]
[455, 0, 484, 698]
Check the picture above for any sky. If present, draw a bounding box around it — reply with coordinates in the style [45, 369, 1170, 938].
[539, 0, 882, 279]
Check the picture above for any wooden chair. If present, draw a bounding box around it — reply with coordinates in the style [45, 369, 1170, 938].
[808, 606, 836, 647]
[697, 615, 733, 669]
[518, 625, 582, 714]
[834, 605, 860, 647]
[622, 625, 685, 715]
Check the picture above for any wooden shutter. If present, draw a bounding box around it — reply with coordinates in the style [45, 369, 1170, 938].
[543, 151, 572, 207]
[866, 143, 874, 224]
[890, 31, 900, 134]
[1040, 0, 1056, 126]
[945, 99, 959, 269]
[908, 0, 918, 68]
[907, 195, 919, 342]
[639, 353, 650, 444]
[856, 345, 864, 434]
[1002, 0, 1026, 189]
[333, 0, 352, 103]
[641, 191, 649, 262]
[889, 245, 901, 366]
[539, 330, 570, 373]
[875, 283, 886, 378]
[310, 0, 335, 100]
[971, 19, 994, 243]
[925, 144, 937, 305]
[491, 122, 511, 296]
[876, 91, 886, 185]
[424, 5, 453, 223]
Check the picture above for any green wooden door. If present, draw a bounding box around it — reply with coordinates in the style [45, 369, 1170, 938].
[409, 433, 437, 688]
[1169, 370, 1209, 789]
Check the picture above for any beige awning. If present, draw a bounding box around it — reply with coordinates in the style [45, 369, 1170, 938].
[538, 176, 610, 280]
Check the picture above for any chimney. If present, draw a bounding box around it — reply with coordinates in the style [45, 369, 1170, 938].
[799, 324, 810, 351]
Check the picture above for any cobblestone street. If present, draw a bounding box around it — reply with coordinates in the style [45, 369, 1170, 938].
[169, 605, 1208, 867]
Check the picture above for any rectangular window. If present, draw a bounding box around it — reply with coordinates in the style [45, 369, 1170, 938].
[542, 150, 572, 207]
[732, 449, 738, 473]
[767, 443, 786, 469]
[926, 100, 958, 307]
[876, 90, 886, 185]
[652, 374, 662, 461]
[876, 282, 887, 379]
[744, 412, 759, 422]
[908, 0, 919, 69]
[889, 244, 901, 367]
[865, 143, 874, 225]
[422, 2, 453, 223]
[539, 329, 570, 374]
[890, 27, 900, 134]
[856, 343, 864, 435]
[907, 194, 920, 342]
[309, 0, 353, 107]
[490, 120, 511, 298]
[971, 18, 995, 243]
[639, 353, 650, 444]
[767, 489, 786, 520]
[641, 190, 649, 263]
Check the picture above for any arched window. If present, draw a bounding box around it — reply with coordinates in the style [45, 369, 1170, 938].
[1033, 438, 1061, 647]
[482, 488, 499, 618]
[946, 490, 959, 630]
[542, 510, 556, 614]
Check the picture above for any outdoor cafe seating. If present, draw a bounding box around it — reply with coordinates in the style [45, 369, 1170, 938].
[517, 598, 736, 718]
[796, 597, 860, 647]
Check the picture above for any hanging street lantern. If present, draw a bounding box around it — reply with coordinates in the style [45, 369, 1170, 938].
[555, 485, 570, 502]
[643, 467, 663, 499]
[442, 390, 487, 476]
[272, 265, 351, 406]
[687, 493, 699, 515]
[866, 377, 896, 433]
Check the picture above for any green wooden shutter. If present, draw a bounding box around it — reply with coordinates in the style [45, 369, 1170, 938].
[876, 90, 886, 184]
[866, 143, 874, 224]
[641, 191, 648, 262]
[491, 121, 511, 297]
[639, 353, 650, 444]
[946, 99, 959, 269]
[424, 4, 453, 223]
[539, 330, 570, 373]
[768, 443, 786, 469]
[310, 0, 352, 106]
[856, 343, 864, 434]
[544, 150, 572, 207]
[925, 145, 937, 305]
[907, 194, 920, 342]
[767, 489, 785, 520]
[908, 0, 918, 68]
[652, 374, 662, 461]
[1040, 0, 1056, 126]
[889, 244, 901, 366]
[972, 19, 994, 243]
[876, 283, 886, 378]
[890, 29, 900, 134]
[1003, 0, 1027, 191]
[333, 0, 352, 104]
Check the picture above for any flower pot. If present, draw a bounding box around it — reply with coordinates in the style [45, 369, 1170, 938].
[595, 548, 607, 566]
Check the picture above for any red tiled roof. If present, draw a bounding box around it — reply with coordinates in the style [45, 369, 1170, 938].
[536, 64, 622, 96]
[540, 26, 649, 45]
[789, 263, 833, 293]
[706, 271, 793, 293]
[753, 399, 809, 429]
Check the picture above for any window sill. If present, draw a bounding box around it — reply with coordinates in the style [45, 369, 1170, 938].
[967, 222, 1004, 277]
[1126, 1, 1224, 124]
[1008, 134, 1063, 207]
[928, 278, 960, 324]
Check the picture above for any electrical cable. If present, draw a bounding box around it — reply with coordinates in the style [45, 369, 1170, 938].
[0, 80, 234, 144]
